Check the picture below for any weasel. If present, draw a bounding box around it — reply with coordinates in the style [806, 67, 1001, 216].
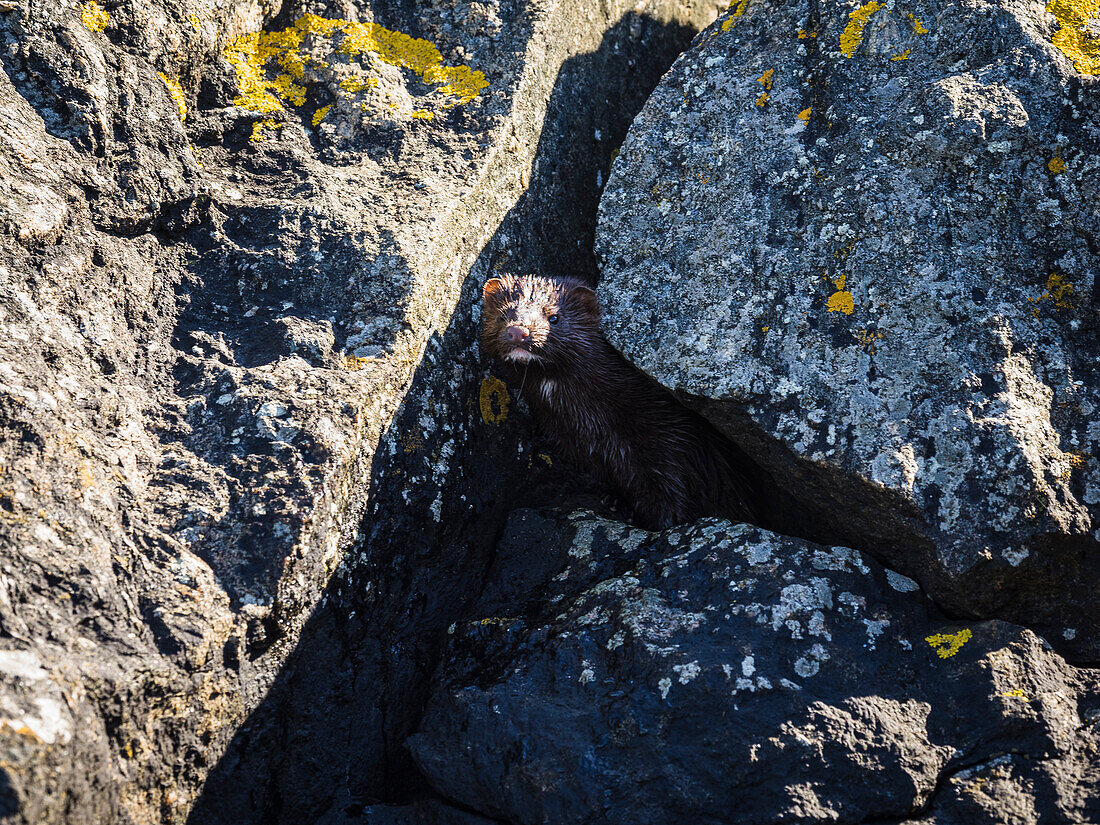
[480, 273, 759, 531]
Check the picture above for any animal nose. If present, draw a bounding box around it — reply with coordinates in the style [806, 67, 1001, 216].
[506, 325, 529, 344]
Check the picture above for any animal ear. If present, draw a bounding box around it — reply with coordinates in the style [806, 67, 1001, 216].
[571, 284, 600, 316]
[482, 278, 508, 301]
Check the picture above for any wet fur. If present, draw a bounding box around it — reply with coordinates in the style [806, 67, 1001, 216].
[481, 273, 758, 531]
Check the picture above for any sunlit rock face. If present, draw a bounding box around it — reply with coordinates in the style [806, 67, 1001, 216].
[595, 0, 1100, 659]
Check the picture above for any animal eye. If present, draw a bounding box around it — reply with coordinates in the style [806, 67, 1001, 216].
[548, 314, 559, 325]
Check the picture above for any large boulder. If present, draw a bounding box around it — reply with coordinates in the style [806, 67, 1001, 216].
[595, 0, 1100, 658]
[411, 511, 1100, 824]
[0, 0, 724, 820]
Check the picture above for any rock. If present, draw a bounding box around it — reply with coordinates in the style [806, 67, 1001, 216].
[0, 0, 727, 820]
[410, 512, 1100, 824]
[595, 0, 1100, 659]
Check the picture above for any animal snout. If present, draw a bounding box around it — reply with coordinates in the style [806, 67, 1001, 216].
[505, 325, 530, 344]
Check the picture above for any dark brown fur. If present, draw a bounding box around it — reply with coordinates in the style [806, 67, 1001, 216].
[480, 273, 758, 531]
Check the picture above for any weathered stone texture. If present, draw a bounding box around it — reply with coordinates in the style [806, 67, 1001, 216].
[596, 0, 1100, 658]
[412, 512, 1100, 824]
[0, 0, 722, 820]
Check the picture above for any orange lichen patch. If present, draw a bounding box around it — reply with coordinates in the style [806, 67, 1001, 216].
[77, 460, 96, 491]
[722, 0, 751, 31]
[925, 628, 972, 659]
[854, 327, 884, 352]
[1059, 449, 1087, 481]
[311, 104, 330, 125]
[1048, 156, 1066, 173]
[754, 70, 774, 107]
[797, 29, 818, 38]
[840, 1, 883, 57]
[907, 13, 929, 34]
[891, 49, 911, 60]
[798, 107, 812, 121]
[999, 689, 1028, 700]
[80, 0, 109, 32]
[826, 275, 854, 315]
[344, 355, 372, 370]
[1048, 0, 1100, 73]
[479, 376, 509, 424]
[158, 72, 188, 120]
[1028, 272, 1076, 315]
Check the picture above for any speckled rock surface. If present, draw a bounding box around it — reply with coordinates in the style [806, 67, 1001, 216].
[595, 0, 1100, 658]
[0, 0, 722, 820]
[411, 511, 1100, 824]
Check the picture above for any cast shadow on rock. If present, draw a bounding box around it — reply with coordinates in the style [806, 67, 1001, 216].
[186, 10, 706, 824]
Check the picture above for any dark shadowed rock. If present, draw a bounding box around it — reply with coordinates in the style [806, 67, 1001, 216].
[411, 511, 1100, 824]
[595, 0, 1100, 659]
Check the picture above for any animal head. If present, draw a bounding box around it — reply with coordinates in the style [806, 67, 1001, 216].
[480, 274, 600, 366]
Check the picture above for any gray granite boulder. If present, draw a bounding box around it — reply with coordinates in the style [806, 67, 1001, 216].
[0, 0, 723, 819]
[411, 511, 1100, 824]
[595, 0, 1100, 659]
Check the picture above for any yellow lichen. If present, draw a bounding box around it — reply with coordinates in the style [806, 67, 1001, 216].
[222, 14, 488, 121]
[1059, 450, 1087, 481]
[1047, 0, 1100, 74]
[854, 327, 884, 352]
[1028, 272, 1076, 315]
[80, 0, 109, 32]
[158, 72, 187, 121]
[840, 1, 883, 58]
[826, 275, 854, 314]
[891, 49, 911, 60]
[479, 376, 509, 424]
[754, 69, 773, 107]
[339, 75, 377, 93]
[722, 0, 751, 31]
[798, 107, 812, 121]
[999, 689, 1029, 700]
[188, 13, 200, 32]
[907, 13, 929, 34]
[250, 119, 281, 142]
[797, 29, 818, 39]
[410, 109, 433, 119]
[335, 19, 488, 104]
[925, 628, 972, 659]
[311, 104, 330, 125]
[1048, 156, 1066, 173]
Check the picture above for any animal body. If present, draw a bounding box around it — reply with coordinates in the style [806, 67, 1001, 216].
[480, 273, 758, 531]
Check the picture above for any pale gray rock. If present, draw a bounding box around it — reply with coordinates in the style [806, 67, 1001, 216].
[596, 0, 1100, 658]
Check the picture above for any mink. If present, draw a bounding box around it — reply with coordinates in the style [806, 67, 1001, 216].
[480, 273, 759, 531]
